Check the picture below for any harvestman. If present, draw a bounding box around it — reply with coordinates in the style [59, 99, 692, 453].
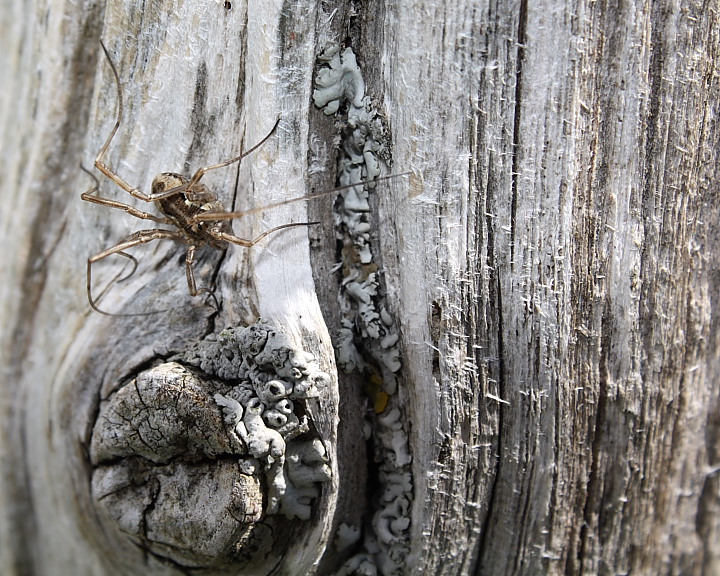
[81, 42, 323, 315]
[82, 42, 405, 316]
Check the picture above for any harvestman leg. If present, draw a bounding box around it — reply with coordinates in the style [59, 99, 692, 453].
[192, 173, 412, 223]
[80, 166, 172, 224]
[94, 42, 280, 205]
[85, 43, 282, 312]
[180, 222, 319, 298]
[81, 169, 173, 311]
[86, 42, 315, 314]
[217, 222, 320, 248]
[87, 229, 183, 315]
[152, 118, 281, 202]
[184, 244, 208, 297]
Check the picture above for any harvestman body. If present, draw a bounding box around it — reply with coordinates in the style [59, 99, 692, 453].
[82, 42, 316, 315]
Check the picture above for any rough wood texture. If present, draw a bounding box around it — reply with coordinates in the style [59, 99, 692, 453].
[0, 0, 718, 575]
[0, 1, 340, 574]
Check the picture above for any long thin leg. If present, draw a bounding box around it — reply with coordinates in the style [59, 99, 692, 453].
[183, 246, 221, 314]
[80, 165, 172, 224]
[185, 118, 281, 188]
[193, 173, 411, 222]
[93, 42, 148, 201]
[216, 222, 319, 248]
[87, 228, 183, 316]
[146, 118, 281, 202]
[184, 244, 206, 296]
[93, 41, 280, 205]
[91, 250, 138, 304]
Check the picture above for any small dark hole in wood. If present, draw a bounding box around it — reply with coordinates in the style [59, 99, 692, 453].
[224, 1, 232, 9]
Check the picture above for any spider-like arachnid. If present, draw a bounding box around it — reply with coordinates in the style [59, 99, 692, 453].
[81, 42, 317, 316]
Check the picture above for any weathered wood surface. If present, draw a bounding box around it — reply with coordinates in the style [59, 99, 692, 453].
[0, 0, 718, 575]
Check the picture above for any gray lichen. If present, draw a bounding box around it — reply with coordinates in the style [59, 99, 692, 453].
[89, 321, 332, 569]
[313, 46, 412, 576]
[314, 46, 366, 114]
[313, 45, 402, 388]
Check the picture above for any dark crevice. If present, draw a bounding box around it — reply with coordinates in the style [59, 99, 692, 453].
[475, 0, 527, 568]
[474, 151, 504, 573]
[509, 0, 528, 267]
[185, 61, 215, 174]
[638, 0, 666, 379]
[234, 13, 248, 113]
[465, 92, 484, 576]
[474, 278, 507, 576]
[577, 296, 612, 575]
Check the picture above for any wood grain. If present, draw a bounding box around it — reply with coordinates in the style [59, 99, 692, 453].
[0, 0, 718, 574]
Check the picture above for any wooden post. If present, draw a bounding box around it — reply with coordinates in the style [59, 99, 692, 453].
[0, 0, 717, 574]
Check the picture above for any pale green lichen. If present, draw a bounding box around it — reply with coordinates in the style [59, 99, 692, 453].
[314, 46, 412, 576]
[183, 322, 331, 520]
[89, 321, 334, 570]
[313, 46, 401, 385]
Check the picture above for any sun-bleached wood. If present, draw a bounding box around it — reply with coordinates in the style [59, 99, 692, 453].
[0, 0, 718, 575]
